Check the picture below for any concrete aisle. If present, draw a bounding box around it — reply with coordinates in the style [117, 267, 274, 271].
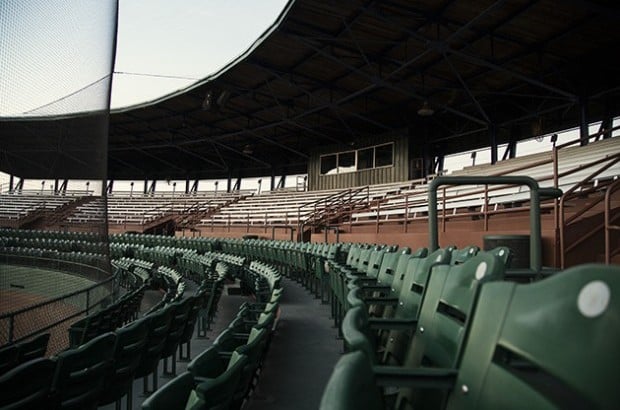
[245, 277, 341, 410]
[101, 281, 246, 410]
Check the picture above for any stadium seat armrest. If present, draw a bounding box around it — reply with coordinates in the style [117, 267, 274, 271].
[362, 296, 398, 305]
[368, 317, 418, 330]
[373, 366, 458, 389]
[360, 284, 390, 291]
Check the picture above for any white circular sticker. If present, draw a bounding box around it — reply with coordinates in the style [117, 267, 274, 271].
[498, 249, 505, 257]
[475, 261, 487, 280]
[577, 281, 610, 318]
[436, 254, 443, 262]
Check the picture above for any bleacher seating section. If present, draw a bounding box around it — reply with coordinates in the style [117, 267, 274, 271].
[1, 137, 617, 234]
[0, 230, 618, 408]
[67, 191, 247, 226]
[1, 137, 619, 409]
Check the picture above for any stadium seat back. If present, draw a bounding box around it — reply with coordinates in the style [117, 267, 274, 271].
[447, 264, 620, 410]
[17, 332, 50, 363]
[187, 352, 249, 410]
[0, 344, 20, 374]
[141, 371, 194, 410]
[99, 318, 149, 405]
[52, 332, 116, 410]
[395, 251, 507, 409]
[319, 350, 383, 410]
[0, 357, 57, 410]
[394, 247, 453, 320]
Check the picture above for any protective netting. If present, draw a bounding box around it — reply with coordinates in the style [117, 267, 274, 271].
[0, 0, 118, 351]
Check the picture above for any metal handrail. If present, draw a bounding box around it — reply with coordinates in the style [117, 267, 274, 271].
[428, 176, 562, 274]
[298, 185, 370, 230]
[0, 255, 115, 345]
[558, 154, 620, 267]
[604, 179, 620, 264]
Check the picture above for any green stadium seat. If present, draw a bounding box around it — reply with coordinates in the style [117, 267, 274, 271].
[141, 371, 194, 410]
[185, 352, 249, 410]
[178, 294, 203, 361]
[52, 332, 116, 410]
[0, 344, 20, 374]
[17, 332, 50, 364]
[319, 350, 383, 410]
[445, 263, 620, 410]
[359, 248, 427, 321]
[0, 357, 57, 410]
[99, 318, 149, 410]
[384, 250, 506, 367]
[330, 263, 620, 410]
[134, 304, 173, 394]
[161, 297, 194, 377]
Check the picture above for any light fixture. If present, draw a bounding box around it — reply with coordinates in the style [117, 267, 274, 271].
[201, 90, 213, 110]
[417, 101, 434, 116]
[242, 144, 253, 155]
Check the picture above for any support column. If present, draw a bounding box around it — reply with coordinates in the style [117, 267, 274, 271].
[489, 123, 498, 164]
[579, 96, 589, 146]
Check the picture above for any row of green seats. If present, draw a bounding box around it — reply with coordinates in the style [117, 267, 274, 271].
[110, 233, 219, 253]
[0, 245, 108, 269]
[68, 284, 147, 348]
[142, 258, 284, 410]
[321, 262, 620, 409]
[0, 332, 50, 374]
[0, 228, 105, 243]
[0, 235, 107, 254]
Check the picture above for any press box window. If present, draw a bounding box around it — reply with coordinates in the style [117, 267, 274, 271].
[375, 143, 394, 167]
[357, 148, 374, 170]
[337, 151, 356, 173]
[320, 154, 338, 175]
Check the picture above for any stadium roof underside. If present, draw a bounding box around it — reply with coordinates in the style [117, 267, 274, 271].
[5, 0, 620, 181]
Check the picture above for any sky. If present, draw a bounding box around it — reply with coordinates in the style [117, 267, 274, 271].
[111, 0, 289, 108]
[0, 0, 290, 115]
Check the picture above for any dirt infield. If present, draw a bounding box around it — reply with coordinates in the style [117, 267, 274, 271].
[0, 289, 82, 355]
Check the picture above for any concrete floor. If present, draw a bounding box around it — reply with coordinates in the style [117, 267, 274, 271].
[100, 276, 341, 410]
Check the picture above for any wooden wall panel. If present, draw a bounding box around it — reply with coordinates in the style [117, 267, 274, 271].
[307, 135, 409, 190]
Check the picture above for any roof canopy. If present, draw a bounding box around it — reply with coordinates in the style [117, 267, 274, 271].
[7, 0, 620, 180]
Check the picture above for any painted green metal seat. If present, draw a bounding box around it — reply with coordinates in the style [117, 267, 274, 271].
[326, 263, 620, 410]
[0, 357, 57, 410]
[134, 304, 173, 394]
[0, 343, 20, 375]
[368, 247, 454, 364]
[140, 371, 195, 410]
[319, 350, 383, 410]
[161, 297, 194, 377]
[186, 348, 251, 410]
[16, 332, 50, 364]
[445, 263, 620, 410]
[99, 318, 149, 410]
[344, 250, 507, 369]
[52, 332, 116, 410]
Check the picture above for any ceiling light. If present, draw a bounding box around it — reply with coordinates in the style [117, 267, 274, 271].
[417, 101, 434, 116]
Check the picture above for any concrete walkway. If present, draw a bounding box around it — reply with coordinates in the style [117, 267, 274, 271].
[245, 277, 341, 410]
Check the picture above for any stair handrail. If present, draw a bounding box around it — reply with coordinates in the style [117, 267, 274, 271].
[604, 179, 620, 264]
[429, 176, 562, 275]
[558, 152, 620, 267]
[299, 185, 370, 227]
